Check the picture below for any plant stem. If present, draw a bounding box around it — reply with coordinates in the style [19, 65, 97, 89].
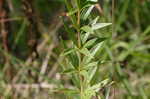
[76, 1, 83, 97]
[77, 2, 84, 98]
[77, 9, 81, 48]
[80, 77, 84, 99]
[78, 69, 84, 99]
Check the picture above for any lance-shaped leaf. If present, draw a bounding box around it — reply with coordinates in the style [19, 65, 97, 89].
[81, 32, 91, 44]
[61, 48, 76, 56]
[83, 41, 105, 64]
[91, 41, 105, 56]
[83, 79, 110, 99]
[83, 5, 95, 20]
[90, 16, 99, 25]
[87, 65, 98, 83]
[81, 25, 93, 44]
[68, 52, 80, 69]
[83, 61, 98, 70]
[55, 88, 79, 94]
[62, 68, 77, 74]
[81, 25, 93, 33]
[89, 79, 110, 92]
[79, 47, 91, 57]
[61, 47, 80, 69]
[84, 38, 106, 49]
[92, 23, 112, 30]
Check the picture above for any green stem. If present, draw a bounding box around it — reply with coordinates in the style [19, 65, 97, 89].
[80, 81, 84, 99]
[77, 4, 83, 96]
[79, 70, 84, 99]
[77, 9, 81, 48]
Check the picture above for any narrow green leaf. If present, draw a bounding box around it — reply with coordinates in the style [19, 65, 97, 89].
[90, 79, 110, 92]
[83, 5, 94, 20]
[84, 79, 110, 99]
[68, 52, 80, 69]
[61, 48, 76, 56]
[55, 88, 78, 94]
[90, 16, 99, 25]
[62, 68, 77, 74]
[84, 38, 97, 48]
[87, 65, 98, 83]
[84, 38, 106, 49]
[82, 32, 91, 44]
[79, 47, 91, 56]
[83, 61, 98, 69]
[82, 41, 105, 64]
[91, 41, 105, 56]
[81, 25, 94, 44]
[81, 25, 93, 33]
[92, 23, 112, 30]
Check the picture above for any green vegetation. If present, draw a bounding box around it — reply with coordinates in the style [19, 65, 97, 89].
[0, 0, 150, 99]
[59, 0, 112, 98]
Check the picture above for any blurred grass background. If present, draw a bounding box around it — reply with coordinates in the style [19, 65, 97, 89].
[0, 0, 150, 98]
